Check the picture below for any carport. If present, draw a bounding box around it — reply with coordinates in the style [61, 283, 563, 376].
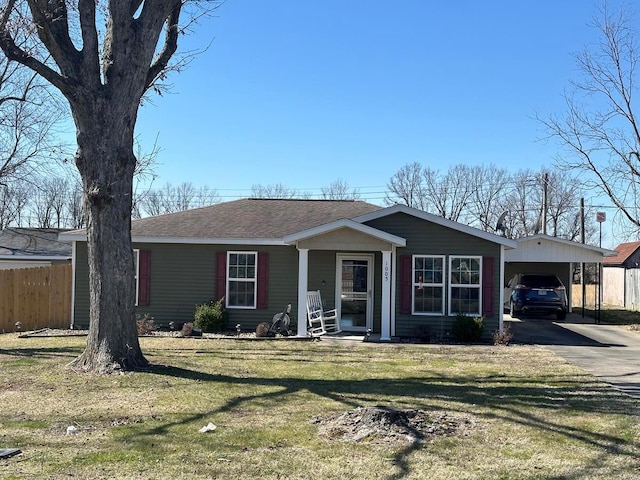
[504, 234, 616, 312]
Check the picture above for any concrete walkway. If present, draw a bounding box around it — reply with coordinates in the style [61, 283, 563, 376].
[507, 313, 640, 398]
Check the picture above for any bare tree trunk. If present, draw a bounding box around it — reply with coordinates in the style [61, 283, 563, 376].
[70, 101, 147, 372]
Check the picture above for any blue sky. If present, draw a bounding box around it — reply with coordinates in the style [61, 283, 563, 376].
[136, 1, 613, 204]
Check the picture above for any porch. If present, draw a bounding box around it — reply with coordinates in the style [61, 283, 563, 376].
[283, 219, 406, 340]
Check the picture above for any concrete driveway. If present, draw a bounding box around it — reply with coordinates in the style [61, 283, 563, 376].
[507, 312, 640, 398]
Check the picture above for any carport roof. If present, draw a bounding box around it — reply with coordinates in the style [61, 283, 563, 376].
[504, 234, 616, 263]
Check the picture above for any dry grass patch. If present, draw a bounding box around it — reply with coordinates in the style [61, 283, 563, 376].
[0, 334, 639, 479]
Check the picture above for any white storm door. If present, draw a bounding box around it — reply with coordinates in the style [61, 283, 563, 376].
[336, 254, 374, 332]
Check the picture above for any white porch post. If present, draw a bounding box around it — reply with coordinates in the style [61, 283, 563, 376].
[381, 250, 392, 341]
[297, 248, 309, 337]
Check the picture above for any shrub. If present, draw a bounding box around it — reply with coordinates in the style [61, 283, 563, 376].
[492, 324, 513, 345]
[413, 325, 431, 343]
[136, 313, 156, 336]
[194, 298, 228, 333]
[452, 314, 485, 342]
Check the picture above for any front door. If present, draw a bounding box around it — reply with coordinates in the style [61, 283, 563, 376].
[336, 254, 374, 332]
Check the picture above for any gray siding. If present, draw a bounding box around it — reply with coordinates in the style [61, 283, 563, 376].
[365, 212, 503, 340]
[73, 242, 299, 330]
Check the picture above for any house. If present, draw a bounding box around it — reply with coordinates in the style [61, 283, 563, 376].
[602, 241, 640, 310]
[61, 198, 518, 340]
[0, 228, 72, 270]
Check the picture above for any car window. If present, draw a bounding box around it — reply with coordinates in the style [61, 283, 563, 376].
[520, 275, 562, 288]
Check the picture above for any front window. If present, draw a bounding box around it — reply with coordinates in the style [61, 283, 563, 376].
[413, 255, 445, 315]
[227, 252, 257, 308]
[449, 256, 481, 316]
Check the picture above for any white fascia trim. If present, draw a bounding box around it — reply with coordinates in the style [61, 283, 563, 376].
[517, 234, 617, 256]
[282, 218, 406, 247]
[353, 204, 518, 249]
[0, 255, 71, 261]
[58, 231, 86, 241]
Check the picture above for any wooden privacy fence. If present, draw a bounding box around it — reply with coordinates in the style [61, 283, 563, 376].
[0, 264, 72, 332]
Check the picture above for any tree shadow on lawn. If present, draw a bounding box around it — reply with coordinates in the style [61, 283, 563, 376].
[0, 346, 83, 359]
[140, 363, 640, 478]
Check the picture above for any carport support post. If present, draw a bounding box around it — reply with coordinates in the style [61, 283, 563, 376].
[297, 248, 309, 337]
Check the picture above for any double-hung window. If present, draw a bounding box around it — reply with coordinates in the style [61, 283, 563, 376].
[227, 251, 257, 308]
[449, 256, 482, 316]
[412, 255, 445, 315]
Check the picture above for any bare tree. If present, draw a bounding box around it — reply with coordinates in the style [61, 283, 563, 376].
[0, 56, 66, 184]
[321, 179, 360, 200]
[540, 3, 640, 240]
[422, 165, 475, 222]
[137, 182, 220, 217]
[31, 175, 69, 228]
[0, 179, 27, 227]
[0, 1, 219, 373]
[464, 164, 510, 232]
[250, 183, 309, 199]
[385, 162, 426, 209]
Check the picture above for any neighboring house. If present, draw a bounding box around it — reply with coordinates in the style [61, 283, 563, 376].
[603, 241, 640, 310]
[61, 198, 517, 340]
[0, 228, 72, 270]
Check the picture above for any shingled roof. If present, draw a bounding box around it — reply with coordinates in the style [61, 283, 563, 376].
[0, 228, 72, 257]
[603, 241, 640, 266]
[129, 198, 383, 240]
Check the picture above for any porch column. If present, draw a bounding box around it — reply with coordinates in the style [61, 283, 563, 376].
[297, 248, 309, 337]
[381, 250, 392, 341]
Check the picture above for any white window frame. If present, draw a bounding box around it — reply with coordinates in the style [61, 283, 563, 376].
[226, 251, 258, 309]
[448, 255, 482, 316]
[134, 249, 140, 306]
[412, 255, 446, 316]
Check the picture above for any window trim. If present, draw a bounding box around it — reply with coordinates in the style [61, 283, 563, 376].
[448, 255, 482, 316]
[134, 248, 140, 306]
[411, 254, 446, 316]
[226, 251, 258, 309]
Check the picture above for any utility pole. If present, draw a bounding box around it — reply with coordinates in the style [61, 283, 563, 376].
[542, 172, 548, 235]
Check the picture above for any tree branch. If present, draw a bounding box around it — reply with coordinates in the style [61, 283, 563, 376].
[27, 0, 82, 77]
[144, 1, 182, 91]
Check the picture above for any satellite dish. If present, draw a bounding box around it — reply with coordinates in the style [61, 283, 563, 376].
[496, 211, 508, 234]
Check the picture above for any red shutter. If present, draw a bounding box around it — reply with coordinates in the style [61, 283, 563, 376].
[138, 250, 151, 306]
[400, 255, 412, 315]
[482, 256, 494, 317]
[257, 252, 269, 309]
[216, 251, 227, 301]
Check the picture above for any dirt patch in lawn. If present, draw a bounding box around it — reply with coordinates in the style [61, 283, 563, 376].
[314, 406, 478, 446]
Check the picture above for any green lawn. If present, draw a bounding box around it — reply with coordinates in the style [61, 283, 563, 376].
[1, 334, 639, 479]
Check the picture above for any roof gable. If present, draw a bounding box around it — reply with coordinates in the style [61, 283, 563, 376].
[506, 234, 616, 263]
[603, 241, 640, 266]
[354, 204, 518, 248]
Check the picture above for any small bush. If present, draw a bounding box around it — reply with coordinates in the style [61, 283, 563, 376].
[413, 325, 431, 343]
[492, 324, 513, 345]
[136, 314, 156, 336]
[194, 298, 228, 333]
[452, 314, 485, 342]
